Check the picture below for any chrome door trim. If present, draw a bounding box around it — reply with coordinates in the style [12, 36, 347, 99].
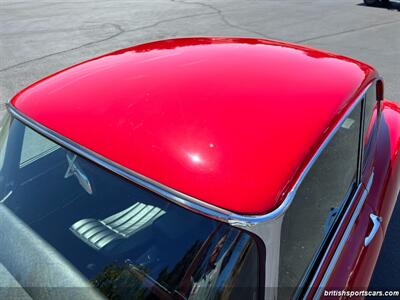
[311, 172, 374, 299]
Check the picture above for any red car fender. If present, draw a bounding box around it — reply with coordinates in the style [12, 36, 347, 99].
[373, 100, 400, 233]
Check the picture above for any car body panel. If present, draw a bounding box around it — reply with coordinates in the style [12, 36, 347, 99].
[360, 100, 400, 233]
[10, 37, 377, 215]
[369, 100, 400, 232]
[323, 201, 384, 293]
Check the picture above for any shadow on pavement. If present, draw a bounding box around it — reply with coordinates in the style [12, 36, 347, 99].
[358, 1, 400, 11]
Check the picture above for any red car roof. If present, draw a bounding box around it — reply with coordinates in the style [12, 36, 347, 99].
[10, 37, 376, 215]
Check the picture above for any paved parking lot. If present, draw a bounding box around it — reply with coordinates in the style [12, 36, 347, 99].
[1, 0, 400, 107]
[1, 0, 399, 290]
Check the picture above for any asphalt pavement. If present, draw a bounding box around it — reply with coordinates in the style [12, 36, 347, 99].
[0, 0, 399, 291]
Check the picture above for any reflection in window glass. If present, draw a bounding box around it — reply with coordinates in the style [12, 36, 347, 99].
[278, 103, 361, 298]
[19, 126, 60, 168]
[364, 83, 377, 139]
[0, 116, 259, 300]
[363, 83, 379, 170]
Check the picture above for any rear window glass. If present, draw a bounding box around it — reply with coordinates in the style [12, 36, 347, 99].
[0, 116, 260, 300]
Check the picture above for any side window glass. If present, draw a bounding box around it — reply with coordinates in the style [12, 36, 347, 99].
[278, 102, 362, 297]
[364, 83, 377, 136]
[363, 83, 379, 170]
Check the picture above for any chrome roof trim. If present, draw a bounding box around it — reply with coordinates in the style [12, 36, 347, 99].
[6, 83, 371, 228]
[7, 104, 254, 227]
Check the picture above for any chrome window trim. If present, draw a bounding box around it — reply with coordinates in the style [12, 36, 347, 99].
[5, 83, 371, 229]
[6, 104, 241, 223]
[357, 94, 366, 183]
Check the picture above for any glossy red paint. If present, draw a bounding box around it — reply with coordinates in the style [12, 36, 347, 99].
[10, 37, 377, 215]
[367, 100, 400, 232]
